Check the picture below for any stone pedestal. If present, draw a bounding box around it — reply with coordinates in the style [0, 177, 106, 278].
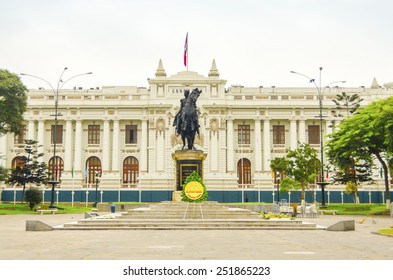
[172, 150, 207, 192]
[172, 191, 182, 202]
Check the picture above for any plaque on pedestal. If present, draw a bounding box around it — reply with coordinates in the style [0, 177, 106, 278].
[172, 150, 207, 191]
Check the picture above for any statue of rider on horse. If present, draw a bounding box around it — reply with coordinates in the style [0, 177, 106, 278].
[173, 88, 202, 150]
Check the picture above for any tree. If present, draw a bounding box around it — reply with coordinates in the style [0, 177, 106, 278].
[181, 171, 208, 203]
[0, 165, 8, 182]
[25, 187, 43, 210]
[0, 69, 27, 134]
[281, 143, 321, 207]
[270, 157, 288, 202]
[326, 96, 393, 208]
[7, 139, 48, 202]
[345, 181, 359, 204]
[331, 161, 373, 188]
[332, 92, 363, 117]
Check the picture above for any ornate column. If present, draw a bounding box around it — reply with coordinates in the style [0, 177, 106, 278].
[27, 120, 35, 140]
[298, 120, 306, 144]
[226, 119, 234, 172]
[334, 120, 341, 132]
[254, 119, 262, 172]
[325, 119, 333, 138]
[209, 118, 219, 172]
[74, 120, 82, 173]
[263, 119, 271, 171]
[112, 120, 120, 172]
[290, 119, 297, 150]
[37, 120, 45, 157]
[64, 120, 73, 172]
[102, 120, 111, 171]
[140, 119, 148, 172]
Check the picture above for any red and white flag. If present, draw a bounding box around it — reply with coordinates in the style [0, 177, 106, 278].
[184, 32, 188, 67]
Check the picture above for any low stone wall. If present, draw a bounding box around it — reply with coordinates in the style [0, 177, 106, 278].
[223, 204, 280, 213]
[97, 203, 149, 212]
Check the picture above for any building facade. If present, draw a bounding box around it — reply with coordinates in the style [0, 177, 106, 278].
[0, 60, 392, 202]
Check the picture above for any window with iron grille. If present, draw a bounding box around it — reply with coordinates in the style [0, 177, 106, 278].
[14, 125, 26, 144]
[238, 125, 250, 145]
[88, 125, 100, 144]
[308, 125, 320, 144]
[51, 125, 63, 144]
[125, 125, 137, 144]
[273, 125, 285, 144]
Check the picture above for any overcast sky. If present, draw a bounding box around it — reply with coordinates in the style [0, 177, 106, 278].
[1, 0, 392, 90]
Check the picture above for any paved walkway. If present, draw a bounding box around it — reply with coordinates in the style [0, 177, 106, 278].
[0, 213, 393, 260]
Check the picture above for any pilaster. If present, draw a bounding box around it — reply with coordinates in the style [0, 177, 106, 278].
[27, 120, 35, 140]
[140, 119, 148, 172]
[102, 120, 111, 171]
[112, 120, 120, 171]
[263, 119, 271, 171]
[226, 119, 234, 172]
[254, 119, 262, 172]
[74, 120, 82, 173]
[290, 119, 297, 150]
[64, 120, 73, 171]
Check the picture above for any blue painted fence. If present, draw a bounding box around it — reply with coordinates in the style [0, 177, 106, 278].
[1, 189, 391, 204]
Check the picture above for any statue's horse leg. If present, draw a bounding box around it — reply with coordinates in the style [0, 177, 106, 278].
[181, 131, 186, 149]
[189, 130, 196, 150]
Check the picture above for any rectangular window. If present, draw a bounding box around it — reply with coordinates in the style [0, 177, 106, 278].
[14, 125, 27, 144]
[308, 125, 320, 144]
[125, 125, 138, 144]
[88, 125, 100, 144]
[238, 125, 250, 145]
[51, 125, 63, 144]
[273, 125, 285, 145]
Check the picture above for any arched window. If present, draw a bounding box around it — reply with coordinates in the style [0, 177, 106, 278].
[86, 156, 101, 184]
[123, 156, 139, 185]
[10, 157, 25, 187]
[48, 156, 64, 182]
[12, 156, 25, 169]
[237, 158, 251, 186]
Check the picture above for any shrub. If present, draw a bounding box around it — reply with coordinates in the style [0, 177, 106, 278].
[25, 187, 43, 210]
[181, 171, 208, 203]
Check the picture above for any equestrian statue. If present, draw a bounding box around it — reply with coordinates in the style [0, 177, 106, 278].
[173, 88, 202, 150]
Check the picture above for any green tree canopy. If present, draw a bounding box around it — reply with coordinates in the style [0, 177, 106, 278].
[332, 92, 363, 117]
[282, 143, 321, 204]
[0, 165, 8, 182]
[270, 157, 288, 176]
[7, 139, 48, 202]
[326, 96, 393, 206]
[0, 69, 27, 134]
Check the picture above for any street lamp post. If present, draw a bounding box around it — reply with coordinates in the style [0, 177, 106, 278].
[20, 68, 92, 209]
[94, 171, 101, 207]
[290, 67, 345, 208]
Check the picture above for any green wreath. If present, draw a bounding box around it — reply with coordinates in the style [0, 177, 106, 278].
[181, 171, 208, 203]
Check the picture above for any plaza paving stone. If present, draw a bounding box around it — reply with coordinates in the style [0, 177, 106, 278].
[0, 213, 392, 260]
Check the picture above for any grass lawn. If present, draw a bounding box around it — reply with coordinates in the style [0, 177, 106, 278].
[0, 203, 92, 215]
[228, 202, 390, 215]
[323, 203, 390, 215]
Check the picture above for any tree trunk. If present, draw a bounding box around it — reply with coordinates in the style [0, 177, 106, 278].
[301, 184, 306, 214]
[374, 152, 390, 208]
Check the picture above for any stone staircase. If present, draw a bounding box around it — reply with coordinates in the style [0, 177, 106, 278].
[58, 202, 325, 230]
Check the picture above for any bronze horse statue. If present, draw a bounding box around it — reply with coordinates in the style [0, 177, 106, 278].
[173, 88, 201, 150]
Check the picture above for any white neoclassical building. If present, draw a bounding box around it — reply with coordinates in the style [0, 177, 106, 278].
[0, 60, 391, 202]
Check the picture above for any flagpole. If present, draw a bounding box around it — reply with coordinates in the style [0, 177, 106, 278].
[184, 32, 188, 71]
[71, 163, 74, 207]
[187, 33, 189, 71]
[72, 176, 74, 207]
